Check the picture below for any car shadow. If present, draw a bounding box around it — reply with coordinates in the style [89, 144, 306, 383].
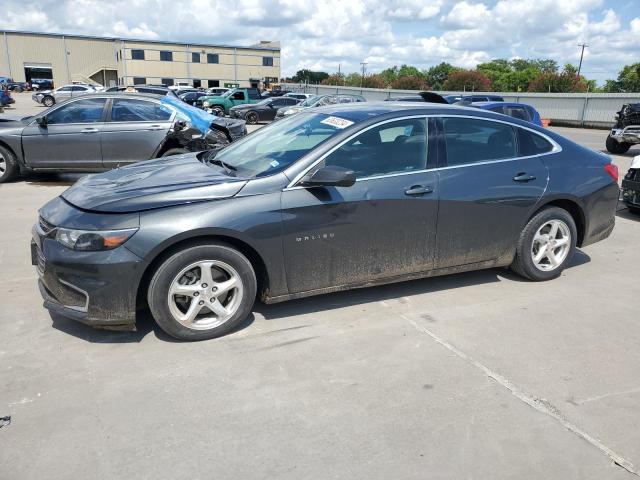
[616, 205, 639, 221]
[23, 173, 86, 187]
[49, 251, 591, 343]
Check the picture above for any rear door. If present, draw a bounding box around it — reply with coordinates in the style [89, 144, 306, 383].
[435, 116, 549, 268]
[101, 98, 175, 168]
[21, 97, 106, 169]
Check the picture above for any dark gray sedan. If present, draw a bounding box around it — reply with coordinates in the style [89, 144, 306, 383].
[32, 103, 619, 341]
[229, 97, 300, 124]
[0, 92, 246, 182]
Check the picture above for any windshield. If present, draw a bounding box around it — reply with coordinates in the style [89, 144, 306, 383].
[298, 95, 319, 107]
[212, 112, 353, 178]
[220, 90, 233, 98]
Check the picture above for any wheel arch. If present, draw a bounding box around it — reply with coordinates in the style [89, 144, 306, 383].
[530, 197, 586, 247]
[135, 233, 270, 311]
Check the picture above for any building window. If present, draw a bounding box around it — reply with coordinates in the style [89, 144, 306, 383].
[133, 77, 146, 85]
[262, 56, 274, 66]
[161, 78, 174, 86]
[207, 53, 219, 64]
[160, 51, 173, 62]
[193, 79, 201, 88]
[131, 49, 145, 60]
[207, 80, 220, 88]
[192, 52, 200, 63]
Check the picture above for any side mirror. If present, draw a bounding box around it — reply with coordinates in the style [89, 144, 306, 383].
[301, 165, 356, 188]
[173, 120, 187, 131]
[36, 116, 47, 127]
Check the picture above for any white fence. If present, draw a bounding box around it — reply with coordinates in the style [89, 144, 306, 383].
[282, 83, 640, 129]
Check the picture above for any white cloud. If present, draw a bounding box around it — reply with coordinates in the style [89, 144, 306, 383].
[0, 0, 637, 84]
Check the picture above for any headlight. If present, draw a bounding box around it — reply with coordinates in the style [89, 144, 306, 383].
[56, 227, 138, 251]
[203, 101, 210, 107]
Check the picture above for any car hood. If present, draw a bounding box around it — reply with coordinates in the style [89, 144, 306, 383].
[62, 153, 247, 213]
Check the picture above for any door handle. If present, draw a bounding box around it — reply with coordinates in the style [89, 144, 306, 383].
[80, 128, 99, 134]
[405, 185, 433, 196]
[149, 125, 164, 130]
[513, 172, 536, 182]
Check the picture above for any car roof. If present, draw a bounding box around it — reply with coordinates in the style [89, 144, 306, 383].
[471, 101, 534, 109]
[310, 101, 544, 127]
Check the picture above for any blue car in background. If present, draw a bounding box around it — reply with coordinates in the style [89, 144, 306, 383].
[0, 88, 14, 107]
[469, 101, 543, 127]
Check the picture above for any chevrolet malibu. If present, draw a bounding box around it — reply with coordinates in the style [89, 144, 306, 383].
[32, 103, 619, 341]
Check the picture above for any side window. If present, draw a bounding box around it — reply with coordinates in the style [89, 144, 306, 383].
[443, 117, 516, 166]
[324, 119, 428, 179]
[232, 91, 244, 100]
[248, 89, 261, 100]
[57, 87, 72, 92]
[111, 99, 173, 122]
[504, 106, 531, 122]
[46, 98, 106, 124]
[71, 86, 87, 92]
[489, 106, 505, 114]
[284, 98, 298, 105]
[518, 128, 554, 156]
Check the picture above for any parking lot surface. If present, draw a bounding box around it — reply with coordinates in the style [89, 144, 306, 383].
[1, 92, 639, 479]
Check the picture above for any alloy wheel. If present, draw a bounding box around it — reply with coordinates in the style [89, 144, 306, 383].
[0, 152, 6, 175]
[167, 260, 244, 330]
[531, 219, 571, 271]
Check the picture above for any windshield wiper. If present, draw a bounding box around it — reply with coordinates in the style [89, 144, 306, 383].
[209, 158, 237, 175]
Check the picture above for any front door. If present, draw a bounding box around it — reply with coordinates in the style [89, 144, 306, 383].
[101, 98, 174, 168]
[281, 117, 439, 294]
[21, 97, 106, 169]
[435, 116, 549, 268]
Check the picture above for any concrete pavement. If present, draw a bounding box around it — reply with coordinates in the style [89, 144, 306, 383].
[1, 92, 639, 480]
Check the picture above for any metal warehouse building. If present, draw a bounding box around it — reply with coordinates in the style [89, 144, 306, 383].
[0, 30, 281, 89]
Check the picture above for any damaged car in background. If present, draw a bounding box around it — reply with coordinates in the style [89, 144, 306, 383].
[0, 92, 246, 182]
[621, 154, 640, 214]
[606, 103, 640, 154]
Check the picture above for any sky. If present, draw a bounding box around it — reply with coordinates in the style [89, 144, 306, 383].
[1, 0, 639, 85]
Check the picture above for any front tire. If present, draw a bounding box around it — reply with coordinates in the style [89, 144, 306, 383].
[148, 243, 257, 341]
[245, 111, 259, 124]
[42, 96, 55, 107]
[606, 135, 631, 154]
[0, 145, 19, 183]
[211, 105, 225, 116]
[511, 207, 577, 281]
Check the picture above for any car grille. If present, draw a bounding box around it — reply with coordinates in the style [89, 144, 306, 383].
[36, 246, 46, 276]
[39, 216, 56, 235]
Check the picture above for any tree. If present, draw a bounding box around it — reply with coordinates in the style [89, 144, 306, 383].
[379, 66, 399, 85]
[362, 74, 388, 89]
[442, 70, 492, 91]
[291, 69, 329, 84]
[390, 75, 429, 90]
[397, 64, 424, 79]
[528, 66, 589, 93]
[424, 62, 458, 90]
[321, 74, 345, 86]
[344, 73, 362, 87]
[615, 63, 640, 92]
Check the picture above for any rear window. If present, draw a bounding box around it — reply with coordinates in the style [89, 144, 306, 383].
[517, 128, 554, 156]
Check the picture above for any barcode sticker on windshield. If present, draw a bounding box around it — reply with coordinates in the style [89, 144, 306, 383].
[321, 116, 354, 129]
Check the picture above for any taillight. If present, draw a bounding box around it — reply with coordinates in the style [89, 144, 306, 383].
[604, 163, 619, 182]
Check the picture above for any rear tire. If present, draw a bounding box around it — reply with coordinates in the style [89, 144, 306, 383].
[606, 135, 631, 154]
[511, 207, 577, 281]
[148, 243, 256, 341]
[627, 205, 640, 215]
[0, 145, 19, 183]
[161, 148, 189, 157]
[42, 96, 55, 107]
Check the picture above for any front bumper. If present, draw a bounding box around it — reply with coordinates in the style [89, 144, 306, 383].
[32, 199, 145, 329]
[610, 127, 640, 144]
[621, 174, 640, 207]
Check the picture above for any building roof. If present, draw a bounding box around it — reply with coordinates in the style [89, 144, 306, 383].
[0, 29, 280, 52]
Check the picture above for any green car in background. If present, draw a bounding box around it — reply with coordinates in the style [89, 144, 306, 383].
[200, 88, 262, 116]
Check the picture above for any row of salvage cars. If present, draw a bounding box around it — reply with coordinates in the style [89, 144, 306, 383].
[0, 88, 247, 182]
[607, 102, 640, 214]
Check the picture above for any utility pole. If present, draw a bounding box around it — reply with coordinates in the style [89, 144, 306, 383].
[577, 43, 588, 78]
[360, 62, 367, 88]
